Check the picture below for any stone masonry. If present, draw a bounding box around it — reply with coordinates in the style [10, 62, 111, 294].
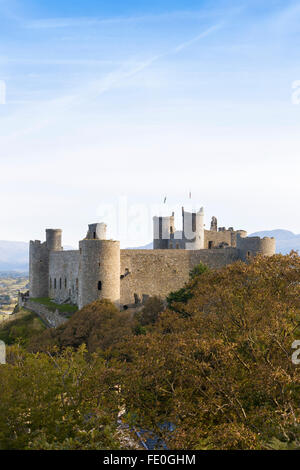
[29, 207, 276, 310]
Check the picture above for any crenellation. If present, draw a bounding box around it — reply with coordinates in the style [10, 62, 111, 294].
[29, 205, 276, 310]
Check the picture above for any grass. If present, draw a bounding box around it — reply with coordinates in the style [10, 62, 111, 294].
[0, 308, 46, 346]
[30, 297, 78, 314]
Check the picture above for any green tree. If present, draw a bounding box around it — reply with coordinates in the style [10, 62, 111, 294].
[29, 299, 134, 353]
[166, 288, 193, 314]
[0, 344, 120, 450]
[137, 296, 164, 326]
[189, 262, 209, 279]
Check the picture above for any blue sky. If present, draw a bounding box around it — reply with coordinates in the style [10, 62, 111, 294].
[1, 0, 300, 246]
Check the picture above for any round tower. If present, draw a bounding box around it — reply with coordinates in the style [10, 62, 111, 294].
[86, 223, 107, 240]
[153, 214, 175, 249]
[182, 207, 205, 250]
[236, 234, 276, 261]
[29, 240, 49, 298]
[231, 230, 247, 247]
[46, 229, 62, 251]
[78, 225, 120, 309]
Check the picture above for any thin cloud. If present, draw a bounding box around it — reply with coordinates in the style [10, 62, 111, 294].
[173, 24, 223, 53]
[0, 22, 223, 141]
[0, 58, 122, 66]
[25, 9, 224, 29]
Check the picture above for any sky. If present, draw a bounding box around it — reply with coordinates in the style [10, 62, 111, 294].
[0, 0, 300, 247]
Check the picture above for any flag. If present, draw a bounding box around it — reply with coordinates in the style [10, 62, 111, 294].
[164, 196, 167, 204]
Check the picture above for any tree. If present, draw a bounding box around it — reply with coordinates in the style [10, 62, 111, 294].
[166, 264, 208, 314]
[166, 287, 193, 315]
[137, 296, 165, 326]
[0, 344, 120, 450]
[189, 262, 209, 279]
[118, 253, 300, 450]
[29, 299, 134, 353]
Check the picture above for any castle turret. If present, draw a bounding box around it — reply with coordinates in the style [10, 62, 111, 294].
[182, 207, 205, 250]
[46, 229, 62, 251]
[29, 228, 62, 298]
[29, 241, 49, 298]
[236, 233, 276, 261]
[86, 223, 107, 240]
[153, 213, 175, 249]
[78, 224, 120, 309]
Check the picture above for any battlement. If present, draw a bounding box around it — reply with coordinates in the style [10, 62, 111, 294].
[236, 233, 276, 260]
[29, 208, 276, 310]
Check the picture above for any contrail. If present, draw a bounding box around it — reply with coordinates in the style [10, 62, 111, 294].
[93, 22, 224, 97]
[1, 21, 224, 140]
[172, 23, 223, 53]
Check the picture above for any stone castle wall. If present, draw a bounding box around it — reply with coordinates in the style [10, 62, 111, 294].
[21, 298, 68, 328]
[49, 251, 79, 304]
[30, 221, 276, 311]
[204, 229, 248, 249]
[120, 248, 239, 307]
[237, 235, 276, 261]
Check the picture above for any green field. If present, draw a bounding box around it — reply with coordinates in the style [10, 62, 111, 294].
[0, 273, 29, 316]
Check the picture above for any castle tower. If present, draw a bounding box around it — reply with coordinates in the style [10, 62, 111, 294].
[236, 233, 276, 261]
[230, 229, 247, 247]
[153, 213, 175, 249]
[78, 224, 120, 309]
[46, 229, 62, 251]
[182, 207, 205, 250]
[29, 241, 49, 298]
[29, 228, 62, 298]
[86, 223, 107, 240]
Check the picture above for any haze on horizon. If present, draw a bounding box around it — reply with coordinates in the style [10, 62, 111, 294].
[0, 0, 300, 247]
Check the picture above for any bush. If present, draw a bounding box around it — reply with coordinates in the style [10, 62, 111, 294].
[29, 299, 135, 353]
[137, 296, 165, 326]
[189, 262, 209, 279]
[0, 345, 120, 450]
[0, 309, 46, 346]
[166, 288, 193, 314]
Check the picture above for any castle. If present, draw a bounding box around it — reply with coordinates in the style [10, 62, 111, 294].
[29, 207, 276, 310]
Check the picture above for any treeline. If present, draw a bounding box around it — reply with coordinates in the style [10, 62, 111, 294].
[0, 253, 300, 450]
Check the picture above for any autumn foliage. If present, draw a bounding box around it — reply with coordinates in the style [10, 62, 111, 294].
[1, 253, 300, 449]
[118, 253, 300, 449]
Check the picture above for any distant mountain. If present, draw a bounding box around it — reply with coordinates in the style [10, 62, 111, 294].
[0, 242, 75, 272]
[249, 230, 300, 254]
[0, 241, 29, 272]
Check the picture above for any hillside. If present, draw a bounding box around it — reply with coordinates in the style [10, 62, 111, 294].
[14, 252, 300, 450]
[0, 308, 46, 346]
